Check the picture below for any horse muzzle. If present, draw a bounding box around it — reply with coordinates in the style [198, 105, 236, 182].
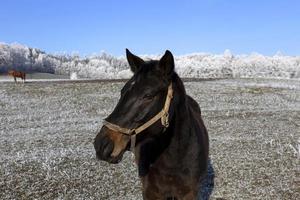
[93, 126, 129, 164]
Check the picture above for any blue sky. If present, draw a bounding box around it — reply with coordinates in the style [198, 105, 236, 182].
[0, 0, 299, 56]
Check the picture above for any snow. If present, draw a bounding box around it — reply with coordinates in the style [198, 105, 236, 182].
[1, 42, 299, 80]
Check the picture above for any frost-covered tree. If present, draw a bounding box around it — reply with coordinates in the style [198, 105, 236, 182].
[0, 42, 299, 79]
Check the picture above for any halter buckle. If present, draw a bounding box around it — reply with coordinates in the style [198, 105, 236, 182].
[162, 112, 169, 128]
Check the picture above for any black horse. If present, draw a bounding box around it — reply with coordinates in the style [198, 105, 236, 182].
[94, 49, 209, 200]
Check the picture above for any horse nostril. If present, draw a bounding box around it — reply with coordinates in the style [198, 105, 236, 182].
[93, 136, 103, 152]
[103, 141, 114, 159]
[94, 135, 114, 160]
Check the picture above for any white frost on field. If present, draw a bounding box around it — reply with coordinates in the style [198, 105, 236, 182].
[0, 79, 299, 199]
[1, 42, 300, 80]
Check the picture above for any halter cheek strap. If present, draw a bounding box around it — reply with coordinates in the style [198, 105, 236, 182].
[102, 83, 173, 152]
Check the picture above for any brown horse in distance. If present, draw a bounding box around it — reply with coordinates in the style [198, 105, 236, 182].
[8, 70, 26, 83]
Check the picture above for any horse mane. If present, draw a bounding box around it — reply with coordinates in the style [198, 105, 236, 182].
[171, 72, 187, 104]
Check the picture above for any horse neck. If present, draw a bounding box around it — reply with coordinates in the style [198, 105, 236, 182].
[135, 75, 192, 176]
[153, 75, 193, 165]
[162, 77, 192, 162]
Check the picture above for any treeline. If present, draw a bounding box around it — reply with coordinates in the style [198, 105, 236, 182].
[0, 43, 299, 79]
[0, 43, 129, 78]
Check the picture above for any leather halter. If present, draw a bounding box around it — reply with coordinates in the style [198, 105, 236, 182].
[103, 83, 173, 152]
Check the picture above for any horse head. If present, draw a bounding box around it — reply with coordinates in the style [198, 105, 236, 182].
[94, 49, 176, 164]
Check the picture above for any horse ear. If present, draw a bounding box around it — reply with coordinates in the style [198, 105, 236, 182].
[158, 50, 174, 77]
[126, 49, 145, 73]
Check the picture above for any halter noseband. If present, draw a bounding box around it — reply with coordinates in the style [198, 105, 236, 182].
[103, 83, 173, 152]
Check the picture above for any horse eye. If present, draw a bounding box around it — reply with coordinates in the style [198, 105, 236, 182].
[144, 93, 154, 99]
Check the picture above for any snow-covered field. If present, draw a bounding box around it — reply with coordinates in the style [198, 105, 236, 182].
[0, 78, 299, 199]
